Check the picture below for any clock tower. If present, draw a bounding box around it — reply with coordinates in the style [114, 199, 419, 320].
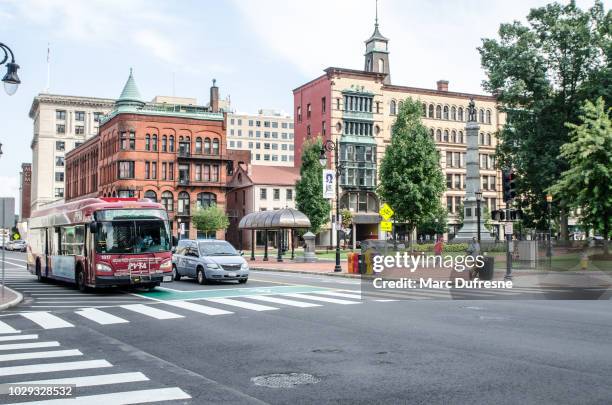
[364, 1, 390, 84]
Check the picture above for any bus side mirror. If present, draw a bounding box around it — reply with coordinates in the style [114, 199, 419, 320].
[89, 222, 98, 234]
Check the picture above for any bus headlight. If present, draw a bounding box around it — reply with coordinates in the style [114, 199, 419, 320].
[96, 263, 112, 272]
[160, 260, 172, 270]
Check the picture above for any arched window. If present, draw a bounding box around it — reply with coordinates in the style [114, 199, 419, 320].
[451, 107, 457, 121]
[178, 192, 190, 215]
[196, 192, 217, 209]
[486, 133, 492, 145]
[451, 130, 457, 143]
[398, 100, 404, 112]
[162, 135, 167, 152]
[443, 130, 449, 142]
[443, 106, 449, 120]
[390, 100, 396, 115]
[212, 139, 220, 155]
[144, 190, 157, 202]
[435, 105, 442, 119]
[435, 129, 442, 142]
[422, 104, 427, 117]
[428, 104, 434, 118]
[378, 58, 384, 72]
[169, 135, 175, 152]
[145, 134, 151, 151]
[479, 109, 485, 123]
[486, 110, 492, 124]
[479, 132, 485, 145]
[458, 131, 464, 143]
[195, 137, 202, 154]
[458, 107, 464, 121]
[152, 134, 158, 151]
[430, 128, 435, 138]
[161, 191, 174, 212]
[204, 138, 211, 154]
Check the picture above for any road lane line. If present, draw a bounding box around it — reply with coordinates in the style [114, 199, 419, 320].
[316, 291, 363, 300]
[0, 260, 26, 268]
[282, 293, 361, 305]
[0, 321, 19, 334]
[21, 312, 74, 329]
[0, 342, 60, 351]
[16, 372, 149, 387]
[163, 300, 233, 316]
[12, 387, 191, 404]
[0, 334, 38, 342]
[205, 297, 279, 311]
[0, 349, 82, 362]
[121, 304, 184, 320]
[0, 359, 111, 377]
[75, 308, 129, 325]
[245, 295, 322, 308]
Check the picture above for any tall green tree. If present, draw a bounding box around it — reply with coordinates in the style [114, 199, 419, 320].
[549, 98, 611, 252]
[378, 98, 445, 244]
[295, 137, 331, 233]
[479, 0, 610, 237]
[192, 205, 229, 239]
[417, 205, 448, 237]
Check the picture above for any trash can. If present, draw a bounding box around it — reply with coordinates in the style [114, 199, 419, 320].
[478, 256, 495, 280]
[347, 252, 354, 274]
[358, 254, 366, 274]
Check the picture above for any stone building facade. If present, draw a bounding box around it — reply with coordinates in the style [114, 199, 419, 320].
[19, 163, 32, 221]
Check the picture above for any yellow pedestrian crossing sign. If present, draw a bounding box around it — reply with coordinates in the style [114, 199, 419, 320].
[380, 220, 392, 232]
[379, 203, 394, 220]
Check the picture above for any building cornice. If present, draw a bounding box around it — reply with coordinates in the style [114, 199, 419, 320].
[29, 93, 115, 119]
[383, 84, 497, 102]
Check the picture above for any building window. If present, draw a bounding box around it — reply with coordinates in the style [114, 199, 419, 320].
[169, 163, 174, 180]
[56, 141, 65, 151]
[447, 196, 453, 213]
[161, 191, 174, 212]
[169, 135, 175, 152]
[204, 138, 211, 154]
[75, 125, 84, 135]
[479, 109, 485, 123]
[118, 161, 135, 179]
[447, 174, 453, 189]
[196, 192, 216, 208]
[306, 125, 311, 136]
[56, 110, 66, 120]
[145, 162, 150, 179]
[273, 189, 280, 200]
[162, 135, 167, 152]
[56, 124, 65, 134]
[451, 106, 457, 120]
[178, 192, 190, 215]
[450, 130, 457, 143]
[435, 129, 441, 142]
[422, 103, 427, 116]
[54, 188, 64, 198]
[212, 139, 220, 155]
[162, 162, 167, 180]
[195, 164, 202, 181]
[286, 189, 293, 200]
[260, 188, 267, 200]
[443, 106, 449, 120]
[144, 190, 157, 202]
[152, 135, 158, 151]
[297, 106, 302, 123]
[458, 107, 464, 121]
[306, 103, 311, 119]
[428, 104, 434, 118]
[75, 111, 85, 121]
[443, 130, 449, 142]
[390, 100, 396, 115]
[486, 110, 492, 124]
[55, 172, 64, 182]
[152, 162, 157, 179]
[93, 112, 103, 122]
[436, 105, 442, 119]
[145, 134, 151, 151]
[322, 97, 326, 114]
[212, 165, 219, 182]
[129, 131, 136, 150]
[458, 131, 464, 144]
[56, 156, 65, 167]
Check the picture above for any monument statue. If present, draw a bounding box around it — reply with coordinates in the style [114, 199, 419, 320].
[467, 98, 477, 122]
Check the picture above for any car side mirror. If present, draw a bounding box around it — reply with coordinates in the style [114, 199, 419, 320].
[240, 251, 244, 256]
[89, 221, 98, 234]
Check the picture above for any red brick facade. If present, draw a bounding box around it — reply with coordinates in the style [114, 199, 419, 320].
[19, 163, 32, 221]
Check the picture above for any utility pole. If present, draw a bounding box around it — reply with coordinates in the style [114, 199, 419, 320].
[504, 201, 512, 280]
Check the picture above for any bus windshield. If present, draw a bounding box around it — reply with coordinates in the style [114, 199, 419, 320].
[96, 220, 171, 254]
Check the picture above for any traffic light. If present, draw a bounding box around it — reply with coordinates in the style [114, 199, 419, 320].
[502, 169, 517, 202]
[491, 209, 505, 221]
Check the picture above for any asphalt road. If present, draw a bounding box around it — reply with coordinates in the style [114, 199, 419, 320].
[1, 251, 611, 404]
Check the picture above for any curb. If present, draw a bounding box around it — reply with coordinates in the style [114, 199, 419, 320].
[250, 267, 362, 279]
[0, 286, 23, 311]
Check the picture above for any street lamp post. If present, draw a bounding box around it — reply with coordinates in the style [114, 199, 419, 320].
[546, 194, 553, 266]
[475, 191, 483, 244]
[0, 42, 21, 95]
[319, 140, 343, 272]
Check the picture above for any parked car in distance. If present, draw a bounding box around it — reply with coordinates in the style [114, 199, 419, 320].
[172, 239, 249, 285]
[5, 240, 26, 252]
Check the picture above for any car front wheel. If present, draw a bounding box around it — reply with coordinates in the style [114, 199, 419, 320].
[172, 265, 181, 281]
[196, 267, 207, 285]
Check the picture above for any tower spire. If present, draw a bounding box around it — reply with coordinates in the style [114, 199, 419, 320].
[375, 0, 378, 27]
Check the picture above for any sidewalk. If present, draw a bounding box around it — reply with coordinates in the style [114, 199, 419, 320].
[248, 258, 357, 278]
[0, 285, 22, 310]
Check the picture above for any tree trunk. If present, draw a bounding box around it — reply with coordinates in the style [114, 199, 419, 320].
[559, 210, 569, 241]
[604, 213, 610, 256]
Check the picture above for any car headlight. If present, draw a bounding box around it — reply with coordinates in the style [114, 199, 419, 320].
[159, 260, 172, 270]
[206, 263, 220, 269]
[96, 263, 112, 272]
[241, 263, 249, 271]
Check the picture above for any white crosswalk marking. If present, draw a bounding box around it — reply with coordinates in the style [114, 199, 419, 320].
[0, 349, 82, 362]
[0, 341, 60, 351]
[0, 320, 19, 334]
[0, 359, 111, 377]
[282, 293, 361, 305]
[76, 308, 129, 325]
[13, 387, 191, 405]
[246, 295, 322, 308]
[205, 297, 279, 311]
[317, 291, 363, 300]
[0, 334, 38, 342]
[21, 312, 74, 329]
[121, 304, 184, 319]
[163, 300, 233, 316]
[16, 372, 149, 388]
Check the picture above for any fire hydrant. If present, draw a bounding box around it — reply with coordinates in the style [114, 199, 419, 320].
[580, 252, 589, 270]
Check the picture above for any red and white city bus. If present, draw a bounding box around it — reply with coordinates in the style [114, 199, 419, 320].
[27, 197, 173, 292]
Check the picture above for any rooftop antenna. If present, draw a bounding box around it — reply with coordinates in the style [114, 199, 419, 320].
[375, 0, 379, 27]
[45, 42, 50, 93]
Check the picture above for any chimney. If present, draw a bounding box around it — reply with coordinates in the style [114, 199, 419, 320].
[210, 78, 219, 112]
[436, 80, 449, 92]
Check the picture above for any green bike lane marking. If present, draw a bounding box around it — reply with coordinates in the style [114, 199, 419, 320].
[136, 285, 335, 301]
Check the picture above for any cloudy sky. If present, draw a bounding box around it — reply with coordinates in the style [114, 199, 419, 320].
[0, 0, 600, 210]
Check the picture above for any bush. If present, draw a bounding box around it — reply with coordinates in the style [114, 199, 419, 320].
[443, 243, 468, 252]
[414, 243, 434, 251]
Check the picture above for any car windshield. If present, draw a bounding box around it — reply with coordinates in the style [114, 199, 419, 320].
[198, 241, 238, 256]
[96, 220, 170, 254]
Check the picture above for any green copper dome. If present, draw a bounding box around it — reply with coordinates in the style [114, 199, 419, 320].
[115, 68, 144, 112]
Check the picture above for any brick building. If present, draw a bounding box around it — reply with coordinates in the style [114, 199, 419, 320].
[19, 163, 32, 221]
[66, 71, 250, 239]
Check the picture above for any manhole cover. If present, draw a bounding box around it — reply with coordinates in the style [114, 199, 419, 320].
[251, 373, 320, 388]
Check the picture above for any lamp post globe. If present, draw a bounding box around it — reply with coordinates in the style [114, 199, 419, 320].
[1, 43, 20, 96]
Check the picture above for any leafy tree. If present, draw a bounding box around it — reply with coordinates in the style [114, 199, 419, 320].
[417, 205, 448, 237]
[378, 98, 446, 245]
[549, 98, 611, 253]
[340, 209, 353, 248]
[295, 137, 331, 233]
[192, 205, 229, 239]
[478, 1, 610, 238]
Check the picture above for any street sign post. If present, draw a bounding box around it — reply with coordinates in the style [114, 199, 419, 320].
[0, 198, 15, 300]
[380, 221, 392, 232]
[379, 203, 394, 221]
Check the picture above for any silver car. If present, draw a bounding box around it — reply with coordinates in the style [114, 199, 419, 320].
[172, 239, 249, 284]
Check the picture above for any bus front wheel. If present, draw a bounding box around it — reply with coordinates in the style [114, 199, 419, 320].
[36, 261, 46, 283]
[76, 268, 88, 293]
